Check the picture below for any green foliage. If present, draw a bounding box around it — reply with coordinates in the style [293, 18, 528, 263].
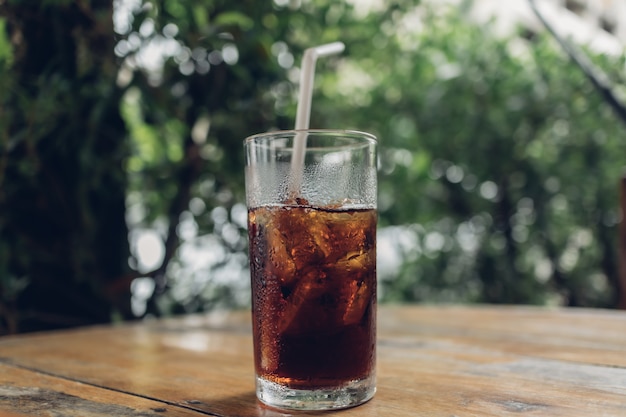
[0, 19, 12, 68]
[116, 0, 297, 315]
[316, 7, 625, 307]
[2, 0, 625, 334]
[139, 1, 624, 310]
[1, 2, 131, 333]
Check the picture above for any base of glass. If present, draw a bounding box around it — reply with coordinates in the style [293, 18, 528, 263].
[256, 374, 376, 411]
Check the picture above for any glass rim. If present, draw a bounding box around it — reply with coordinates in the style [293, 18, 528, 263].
[244, 129, 378, 145]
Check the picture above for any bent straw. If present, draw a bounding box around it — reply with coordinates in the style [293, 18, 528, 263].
[288, 42, 345, 198]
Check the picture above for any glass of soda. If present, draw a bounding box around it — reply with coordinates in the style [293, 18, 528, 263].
[244, 130, 377, 410]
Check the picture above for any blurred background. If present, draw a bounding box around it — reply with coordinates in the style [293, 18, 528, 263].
[1, 0, 625, 334]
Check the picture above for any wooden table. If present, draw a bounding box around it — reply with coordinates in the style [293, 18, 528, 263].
[1, 304, 625, 416]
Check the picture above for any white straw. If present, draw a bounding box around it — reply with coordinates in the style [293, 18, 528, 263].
[294, 42, 345, 131]
[289, 41, 345, 198]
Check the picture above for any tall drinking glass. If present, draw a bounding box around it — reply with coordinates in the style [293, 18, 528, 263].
[244, 130, 377, 410]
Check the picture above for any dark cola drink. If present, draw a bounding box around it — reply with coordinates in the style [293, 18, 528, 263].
[244, 129, 377, 410]
[248, 203, 376, 391]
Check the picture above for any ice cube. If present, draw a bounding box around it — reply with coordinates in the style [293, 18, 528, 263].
[306, 210, 332, 258]
[322, 249, 374, 326]
[277, 269, 327, 334]
[284, 211, 332, 270]
[342, 280, 372, 326]
[328, 249, 373, 281]
[266, 227, 296, 285]
[289, 236, 323, 271]
[267, 207, 326, 273]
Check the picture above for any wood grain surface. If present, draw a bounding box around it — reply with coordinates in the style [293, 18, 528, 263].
[1, 305, 625, 416]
